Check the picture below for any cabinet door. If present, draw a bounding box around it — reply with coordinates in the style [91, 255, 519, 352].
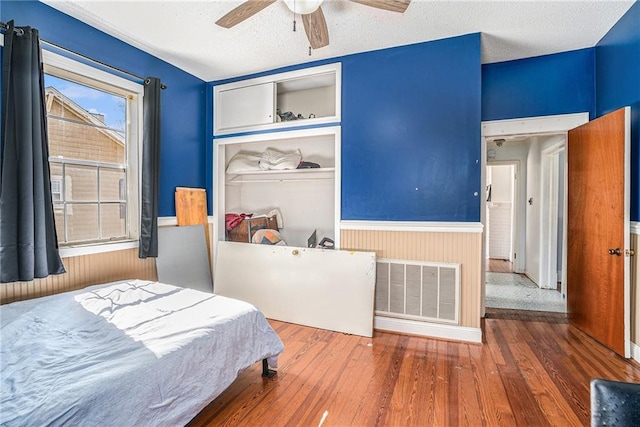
[216, 82, 275, 132]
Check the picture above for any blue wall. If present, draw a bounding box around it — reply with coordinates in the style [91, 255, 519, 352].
[481, 2, 639, 222]
[213, 34, 482, 222]
[5, 1, 634, 223]
[482, 48, 596, 121]
[596, 1, 640, 222]
[1, 1, 206, 217]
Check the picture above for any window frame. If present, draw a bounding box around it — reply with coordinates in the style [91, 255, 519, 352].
[50, 176, 62, 203]
[43, 50, 143, 257]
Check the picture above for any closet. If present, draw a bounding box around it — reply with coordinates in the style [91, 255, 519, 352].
[212, 63, 376, 337]
[213, 127, 340, 248]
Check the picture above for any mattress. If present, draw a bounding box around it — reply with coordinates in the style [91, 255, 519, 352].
[0, 279, 284, 426]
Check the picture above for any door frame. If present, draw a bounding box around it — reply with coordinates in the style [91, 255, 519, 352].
[540, 142, 565, 291]
[481, 112, 589, 316]
[486, 161, 518, 264]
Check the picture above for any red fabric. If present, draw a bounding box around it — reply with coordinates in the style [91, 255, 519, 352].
[225, 213, 252, 231]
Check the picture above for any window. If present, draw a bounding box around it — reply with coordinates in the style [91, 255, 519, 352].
[43, 51, 142, 247]
[51, 177, 62, 202]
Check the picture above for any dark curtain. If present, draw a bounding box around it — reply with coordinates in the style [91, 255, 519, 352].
[138, 77, 162, 258]
[0, 21, 65, 283]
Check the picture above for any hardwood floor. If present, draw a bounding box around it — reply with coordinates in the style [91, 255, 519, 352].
[188, 317, 640, 427]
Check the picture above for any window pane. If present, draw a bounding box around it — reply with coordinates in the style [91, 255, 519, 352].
[67, 204, 99, 242]
[50, 163, 63, 203]
[45, 75, 126, 164]
[54, 210, 66, 243]
[65, 165, 97, 201]
[101, 204, 126, 239]
[48, 118, 125, 164]
[50, 163, 62, 179]
[100, 168, 126, 201]
[44, 75, 126, 131]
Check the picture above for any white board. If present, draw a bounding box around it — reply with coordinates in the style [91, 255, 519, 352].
[214, 241, 376, 337]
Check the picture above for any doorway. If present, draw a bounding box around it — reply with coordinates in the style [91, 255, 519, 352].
[486, 162, 516, 272]
[485, 137, 566, 313]
[481, 113, 589, 314]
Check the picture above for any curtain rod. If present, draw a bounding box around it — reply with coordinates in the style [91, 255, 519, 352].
[0, 20, 166, 88]
[0, 21, 24, 36]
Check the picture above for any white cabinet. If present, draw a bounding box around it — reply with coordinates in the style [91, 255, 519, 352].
[217, 82, 274, 130]
[211, 66, 372, 338]
[213, 126, 341, 249]
[213, 63, 341, 136]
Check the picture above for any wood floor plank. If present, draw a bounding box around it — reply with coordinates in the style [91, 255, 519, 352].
[189, 316, 640, 426]
[456, 343, 485, 426]
[469, 342, 517, 425]
[491, 320, 552, 426]
[507, 320, 583, 426]
[385, 337, 426, 426]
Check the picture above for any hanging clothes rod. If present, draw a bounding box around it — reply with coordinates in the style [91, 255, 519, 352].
[0, 20, 165, 88]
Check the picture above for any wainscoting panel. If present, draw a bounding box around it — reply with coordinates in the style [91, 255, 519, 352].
[632, 231, 639, 347]
[340, 229, 482, 328]
[0, 248, 157, 305]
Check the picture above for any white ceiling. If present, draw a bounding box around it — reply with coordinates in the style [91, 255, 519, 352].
[41, 0, 635, 82]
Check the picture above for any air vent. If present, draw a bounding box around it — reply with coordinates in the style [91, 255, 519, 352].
[375, 259, 460, 325]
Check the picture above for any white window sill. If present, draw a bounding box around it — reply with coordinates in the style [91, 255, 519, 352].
[57, 217, 216, 258]
[59, 240, 138, 258]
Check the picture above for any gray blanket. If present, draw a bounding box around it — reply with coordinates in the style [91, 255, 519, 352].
[0, 280, 284, 426]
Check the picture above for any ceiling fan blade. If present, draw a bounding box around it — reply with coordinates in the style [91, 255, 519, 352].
[216, 0, 277, 28]
[349, 0, 411, 13]
[302, 6, 329, 49]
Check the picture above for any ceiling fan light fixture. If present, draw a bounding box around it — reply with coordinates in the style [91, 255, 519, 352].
[283, 0, 324, 15]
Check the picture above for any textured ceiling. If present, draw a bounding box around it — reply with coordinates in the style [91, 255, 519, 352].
[41, 0, 635, 82]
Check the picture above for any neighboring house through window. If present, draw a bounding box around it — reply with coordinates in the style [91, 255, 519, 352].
[43, 51, 142, 247]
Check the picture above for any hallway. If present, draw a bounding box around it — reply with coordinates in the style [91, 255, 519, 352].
[486, 259, 566, 313]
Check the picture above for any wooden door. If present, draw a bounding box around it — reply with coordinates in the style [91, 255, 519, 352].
[567, 107, 630, 357]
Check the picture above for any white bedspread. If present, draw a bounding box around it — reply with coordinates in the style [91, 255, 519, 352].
[0, 280, 284, 426]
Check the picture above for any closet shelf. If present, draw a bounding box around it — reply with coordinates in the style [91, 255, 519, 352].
[226, 167, 335, 183]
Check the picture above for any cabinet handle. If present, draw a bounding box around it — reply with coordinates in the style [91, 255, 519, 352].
[292, 249, 299, 256]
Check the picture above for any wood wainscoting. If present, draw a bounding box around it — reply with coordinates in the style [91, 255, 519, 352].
[0, 248, 157, 305]
[341, 229, 482, 329]
[632, 231, 639, 346]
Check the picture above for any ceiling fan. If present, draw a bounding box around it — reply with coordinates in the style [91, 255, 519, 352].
[215, 0, 411, 49]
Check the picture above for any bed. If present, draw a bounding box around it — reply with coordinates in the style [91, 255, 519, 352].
[0, 279, 284, 426]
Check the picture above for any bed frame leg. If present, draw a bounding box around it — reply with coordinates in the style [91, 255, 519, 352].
[262, 358, 277, 378]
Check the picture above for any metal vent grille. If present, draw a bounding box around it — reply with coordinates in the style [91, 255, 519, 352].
[375, 259, 460, 325]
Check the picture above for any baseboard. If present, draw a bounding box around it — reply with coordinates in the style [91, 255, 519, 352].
[633, 342, 640, 363]
[374, 316, 482, 343]
[524, 271, 539, 287]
